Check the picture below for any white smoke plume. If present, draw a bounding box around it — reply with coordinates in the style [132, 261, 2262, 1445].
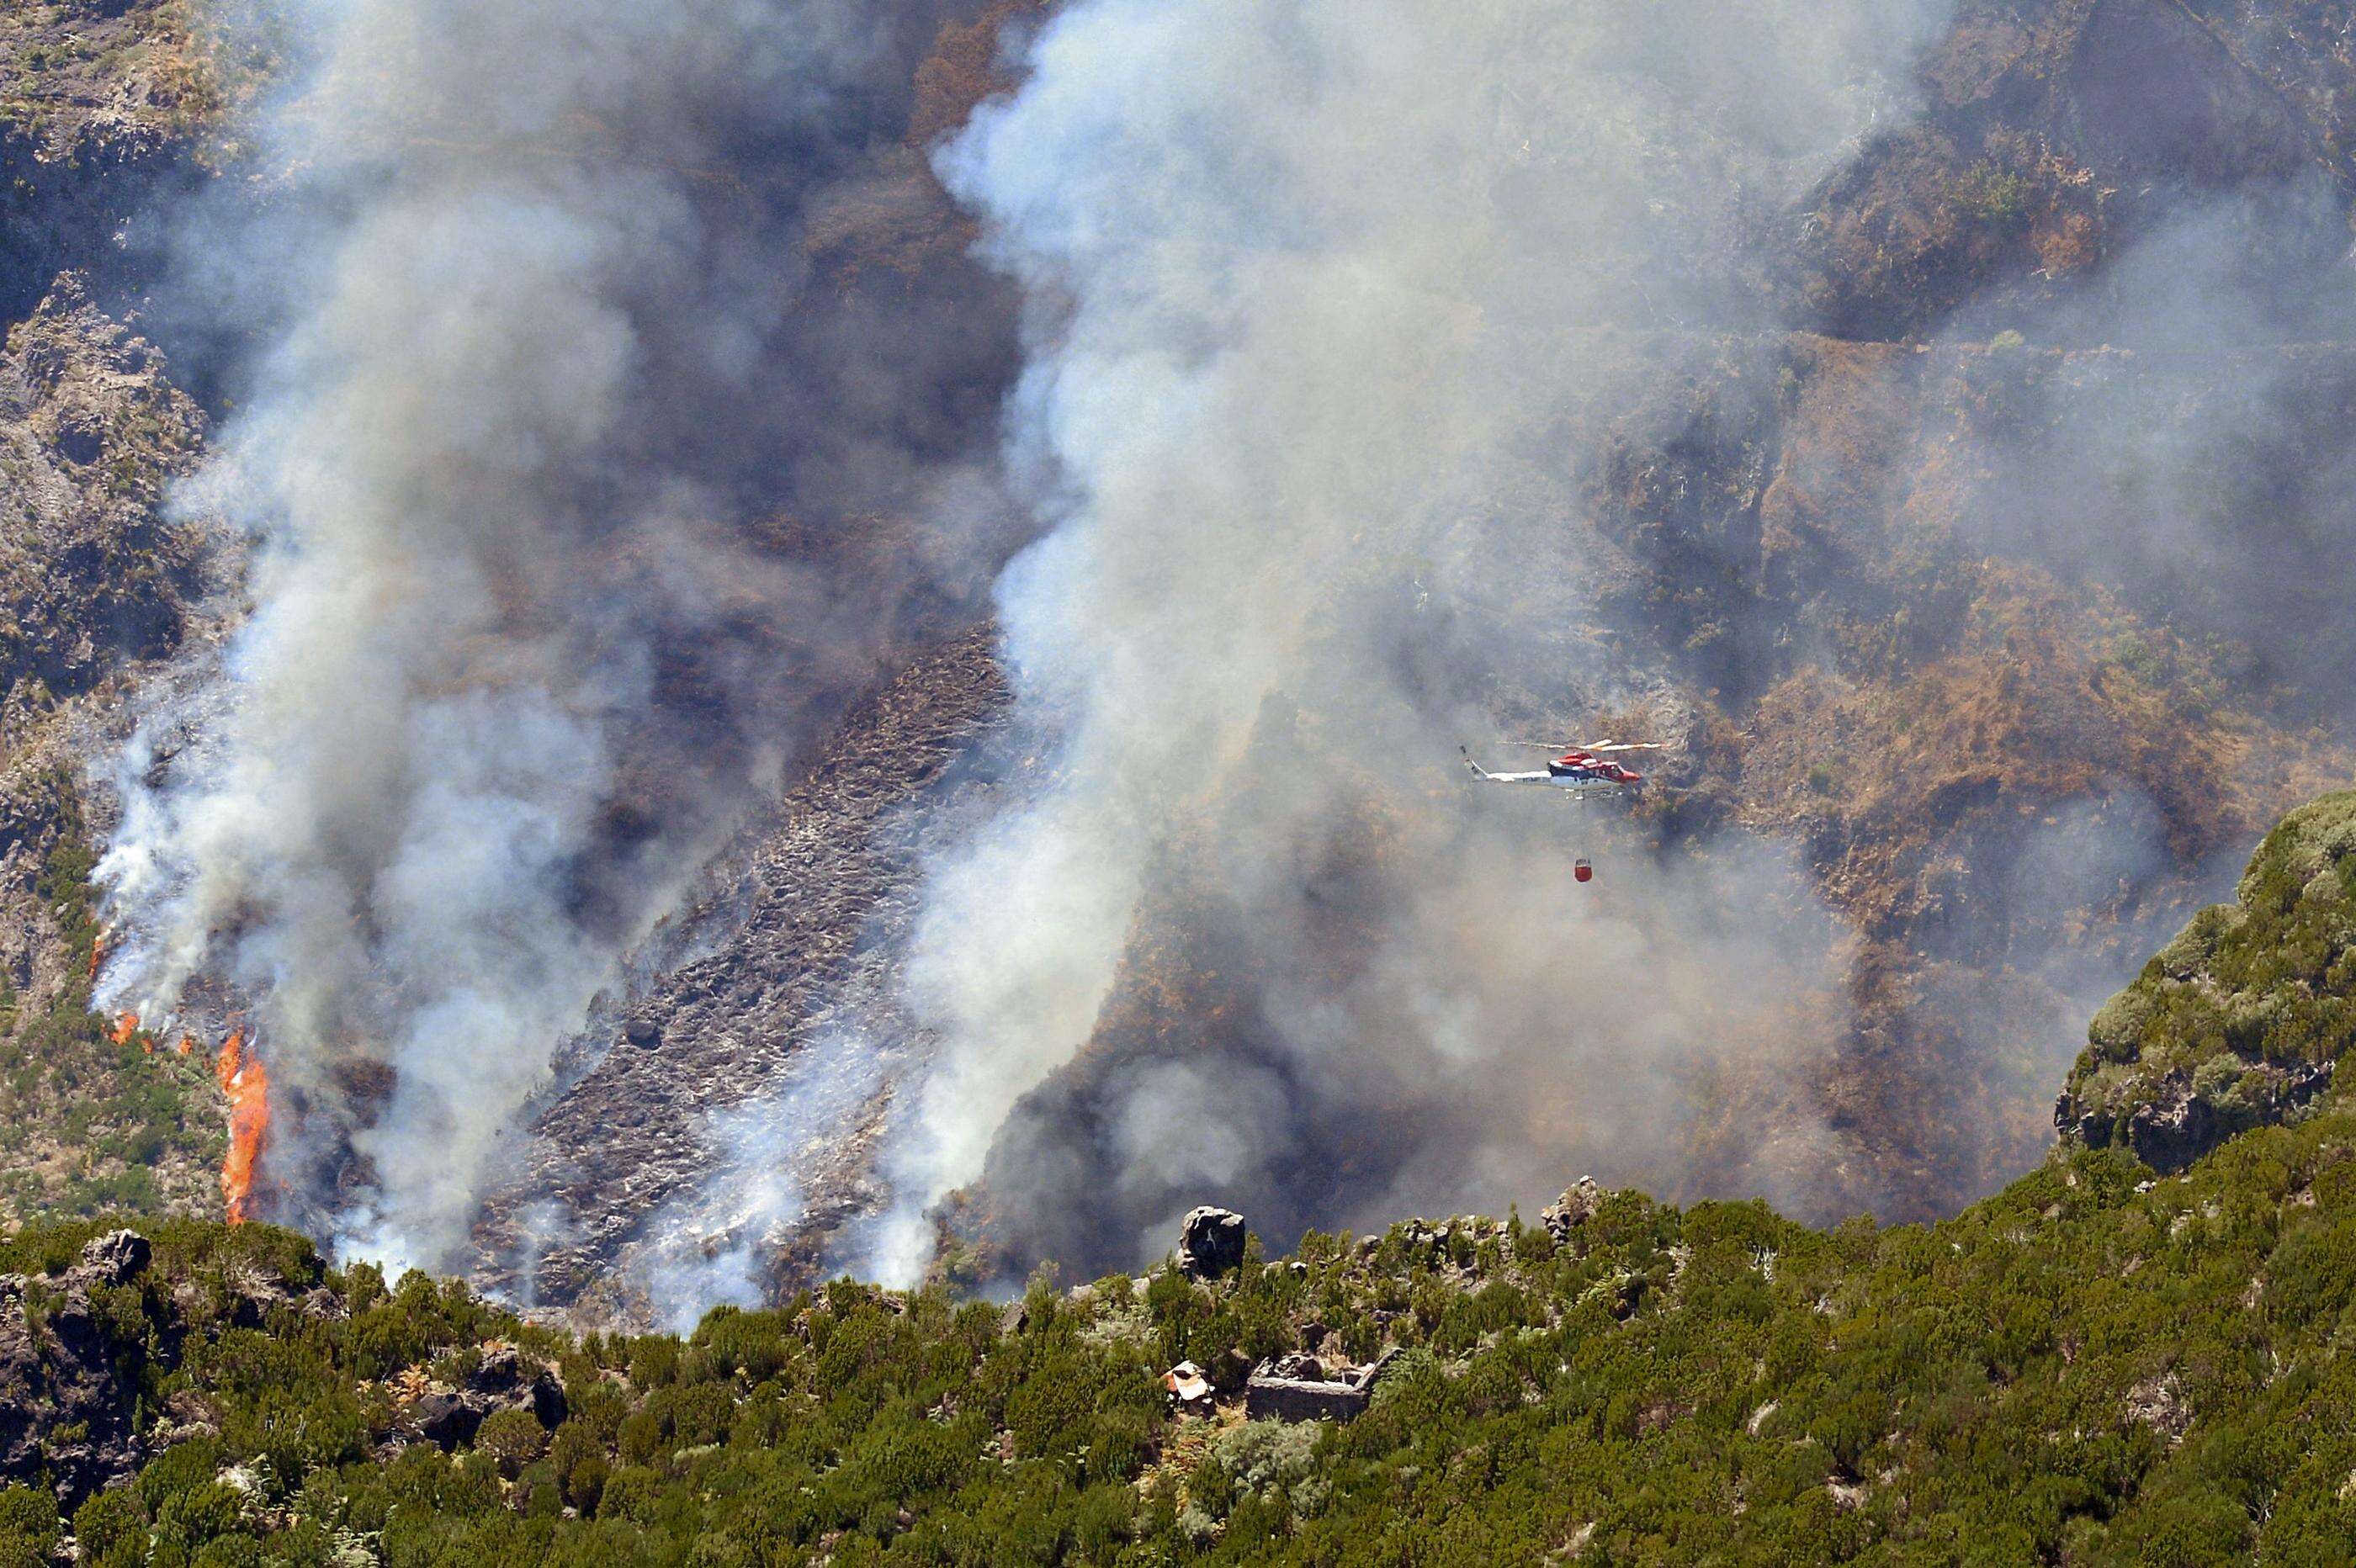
[97, 0, 1020, 1272]
[636, 1027, 894, 1331]
[862, 0, 1958, 1283]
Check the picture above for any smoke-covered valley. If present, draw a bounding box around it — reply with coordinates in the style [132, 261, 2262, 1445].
[7, 0, 2354, 1321]
[87, 0, 1034, 1274]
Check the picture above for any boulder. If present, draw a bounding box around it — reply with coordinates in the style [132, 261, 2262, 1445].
[77, 1231, 150, 1287]
[403, 1347, 570, 1452]
[465, 1344, 570, 1428]
[408, 1392, 488, 1451]
[1177, 1206, 1247, 1279]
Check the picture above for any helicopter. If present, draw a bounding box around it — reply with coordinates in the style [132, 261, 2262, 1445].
[1457, 739, 1663, 798]
[1458, 739, 1665, 884]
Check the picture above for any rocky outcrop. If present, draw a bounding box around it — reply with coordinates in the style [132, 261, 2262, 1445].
[2057, 792, 2356, 1171]
[1541, 1179, 1605, 1251]
[0, 1231, 157, 1506]
[400, 1346, 567, 1453]
[77, 1228, 149, 1286]
[2059, 1059, 2334, 1175]
[1177, 1207, 1247, 1281]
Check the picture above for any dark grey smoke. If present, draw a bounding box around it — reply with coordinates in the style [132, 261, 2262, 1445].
[852, 0, 1961, 1285]
[98, 0, 1027, 1270]
[859, 0, 2356, 1286]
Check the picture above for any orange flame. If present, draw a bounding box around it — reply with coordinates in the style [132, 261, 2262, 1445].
[109, 1013, 140, 1048]
[215, 1031, 269, 1225]
[175, 1035, 195, 1057]
[88, 930, 108, 981]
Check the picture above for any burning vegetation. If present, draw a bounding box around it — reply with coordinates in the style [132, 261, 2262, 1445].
[212, 1032, 266, 1225]
[89, 911, 269, 1226]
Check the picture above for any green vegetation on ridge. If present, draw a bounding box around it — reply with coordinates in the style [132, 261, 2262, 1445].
[0, 794, 2352, 1564]
[13, 1119, 2356, 1563]
[2060, 791, 2356, 1169]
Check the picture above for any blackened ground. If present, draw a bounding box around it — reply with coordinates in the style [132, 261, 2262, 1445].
[468, 629, 1012, 1320]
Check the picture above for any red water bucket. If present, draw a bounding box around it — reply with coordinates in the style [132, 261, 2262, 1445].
[1573, 858, 1594, 883]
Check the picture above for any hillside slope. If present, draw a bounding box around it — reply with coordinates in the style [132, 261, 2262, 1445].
[0, 797, 2346, 1562]
[936, 0, 2356, 1281]
[0, 0, 237, 1232]
[3, 0, 2355, 1373]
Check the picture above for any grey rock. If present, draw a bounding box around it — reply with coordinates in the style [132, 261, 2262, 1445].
[1177, 1206, 1247, 1280]
[1265, 1351, 1324, 1380]
[2063, 1059, 2335, 1176]
[409, 1392, 488, 1452]
[405, 1350, 569, 1452]
[1541, 1177, 1605, 1248]
[299, 1287, 348, 1322]
[77, 1230, 149, 1287]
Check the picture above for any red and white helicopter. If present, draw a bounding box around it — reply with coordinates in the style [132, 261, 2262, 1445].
[1457, 739, 1663, 883]
[1458, 739, 1663, 799]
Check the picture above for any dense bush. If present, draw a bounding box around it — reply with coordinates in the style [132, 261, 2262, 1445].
[1, 1095, 2351, 1564]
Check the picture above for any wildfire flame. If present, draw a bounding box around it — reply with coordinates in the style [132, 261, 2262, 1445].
[109, 1013, 140, 1048]
[88, 930, 108, 981]
[215, 1031, 269, 1225]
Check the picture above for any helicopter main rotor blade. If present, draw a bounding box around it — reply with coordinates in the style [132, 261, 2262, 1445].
[1501, 738, 1668, 752]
